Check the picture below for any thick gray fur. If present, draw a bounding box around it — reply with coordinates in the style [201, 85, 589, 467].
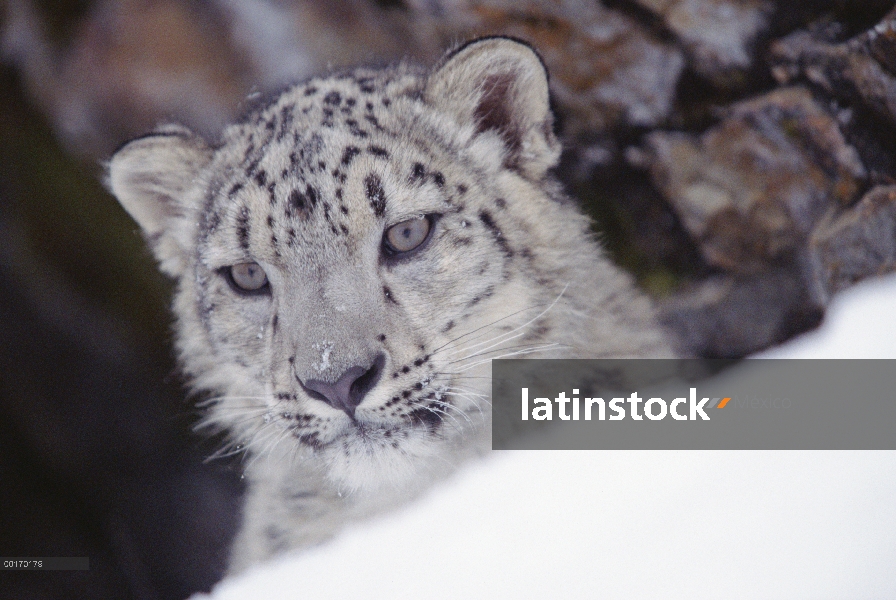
[107, 37, 674, 572]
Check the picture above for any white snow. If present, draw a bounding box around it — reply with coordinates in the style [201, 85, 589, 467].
[194, 274, 896, 600]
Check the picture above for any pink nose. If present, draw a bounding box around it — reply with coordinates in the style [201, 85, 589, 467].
[298, 353, 385, 416]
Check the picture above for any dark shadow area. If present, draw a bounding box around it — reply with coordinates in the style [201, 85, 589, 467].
[0, 61, 243, 599]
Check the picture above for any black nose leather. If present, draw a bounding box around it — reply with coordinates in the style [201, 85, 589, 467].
[299, 353, 385, 416]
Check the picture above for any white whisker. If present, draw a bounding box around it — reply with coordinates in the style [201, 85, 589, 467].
[457, 343, 562, 372]
[428, 302, 553, 355]
[444, 283, 569, 359]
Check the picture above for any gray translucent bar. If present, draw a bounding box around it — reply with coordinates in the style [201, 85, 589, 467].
[491, 359, 896, 450]
[0, 557, 89, 570]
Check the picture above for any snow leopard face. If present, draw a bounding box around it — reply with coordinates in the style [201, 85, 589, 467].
[108, 38, 625, 492]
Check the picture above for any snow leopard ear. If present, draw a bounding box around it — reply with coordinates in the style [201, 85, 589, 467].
[107, 125, 212, 275]
[426, 37, 561, 179]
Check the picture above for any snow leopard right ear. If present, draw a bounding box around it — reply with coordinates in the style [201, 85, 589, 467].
[425, 37, 561, 180]
[107, 125, 212, 275]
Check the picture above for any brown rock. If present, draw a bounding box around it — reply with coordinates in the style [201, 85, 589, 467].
[405, 0, 685, 135]
[809, 185, 896, 297]
[644, 86, 865, 272]
[3, 0, 247, 157]
[4, 0, 685, 153]
[867, 9, 896, 76]
[770, 7, 896, 128]
[1, 0, 414, 158]
[635, 0, 773, 84]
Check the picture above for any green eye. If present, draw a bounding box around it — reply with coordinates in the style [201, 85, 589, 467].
[384, 216, 432, 254]
[229, 262, 269, 292]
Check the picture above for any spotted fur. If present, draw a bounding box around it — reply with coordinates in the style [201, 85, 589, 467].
[107, 37, 673, 572]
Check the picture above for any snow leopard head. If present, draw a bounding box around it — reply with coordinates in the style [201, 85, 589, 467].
[107, 37, 596, 492]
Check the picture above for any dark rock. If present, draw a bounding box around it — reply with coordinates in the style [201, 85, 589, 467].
[659, 263, 825, 358]
[770, 7, 896, 129]
[809, 184, 896, 298]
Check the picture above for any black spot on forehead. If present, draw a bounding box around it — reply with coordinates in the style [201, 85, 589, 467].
[292, 132, 324, 164]
[364, 114, 385, 131]
[288, 184, 319, 218]
[276, 105, 295, 142]
[304, 185, 320, 207]
[304, 86, 318, 96]
[246, 154, 263, 178]
[365, 174, 387, 217]
[367, 145, 389, 159]
[242, 142, 255, 163]
[340, 146, 361, 166]
[346, 119, 369, 138]
[409, 162, 426, 183]
[237, 206, 251, 249]
[324, 91, 341, 105]
[288, 190, 305, 217]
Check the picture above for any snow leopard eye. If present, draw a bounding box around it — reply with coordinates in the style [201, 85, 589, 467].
[383, 215, 435, 256]
[226, 262, 270, 293]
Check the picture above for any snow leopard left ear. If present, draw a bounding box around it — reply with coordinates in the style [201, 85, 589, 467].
[107, 124, 213, 276]
[426, 37, 561, 180]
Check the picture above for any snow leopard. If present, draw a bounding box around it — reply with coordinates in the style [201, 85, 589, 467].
[107, 37, 674, 572]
